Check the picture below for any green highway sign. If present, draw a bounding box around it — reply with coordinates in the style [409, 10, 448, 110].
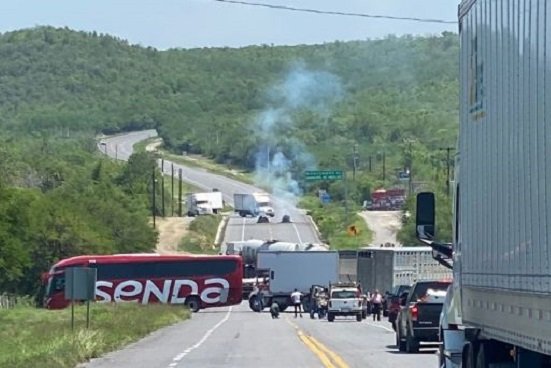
[305, 170, 344, 181]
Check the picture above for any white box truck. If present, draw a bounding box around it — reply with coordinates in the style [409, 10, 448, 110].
[416, 1, 551, 367]
[186, 192, 223, 216]
[233, 192, 274, 217]
[248, 251, 339, 312]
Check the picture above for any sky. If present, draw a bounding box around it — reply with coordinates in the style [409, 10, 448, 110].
[0, 0, 460, 49]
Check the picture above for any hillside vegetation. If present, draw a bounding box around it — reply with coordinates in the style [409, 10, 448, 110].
[0, 27, 459, 295]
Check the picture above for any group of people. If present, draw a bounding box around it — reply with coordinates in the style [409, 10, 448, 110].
[269, 288, 386, 321]
[269, 288, 304, 319]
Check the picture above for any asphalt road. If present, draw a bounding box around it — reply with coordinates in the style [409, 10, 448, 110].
[82, 301, 438, 368]
[99, 130, 320, 245]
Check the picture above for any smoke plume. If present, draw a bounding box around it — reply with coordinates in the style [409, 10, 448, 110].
[253, 63, 343, 211]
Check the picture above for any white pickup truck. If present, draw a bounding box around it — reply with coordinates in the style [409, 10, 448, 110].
[327, 283, 363, 322]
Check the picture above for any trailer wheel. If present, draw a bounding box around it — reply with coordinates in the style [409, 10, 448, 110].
[184, 296, 201, 313]
[476, 342, 490, 368]
[463, 342, 478, 368]
[249, 296, 263, 312]
[327, 313, 335, 322]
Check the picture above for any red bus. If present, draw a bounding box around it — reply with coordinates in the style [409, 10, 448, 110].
[43, 253, 243, 312]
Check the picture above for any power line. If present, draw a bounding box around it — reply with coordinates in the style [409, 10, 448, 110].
[210, 0, 457, 24]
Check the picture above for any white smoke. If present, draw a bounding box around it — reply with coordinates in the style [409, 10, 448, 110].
[253, 63, 343, 211]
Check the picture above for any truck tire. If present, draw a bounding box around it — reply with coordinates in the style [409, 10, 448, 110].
[406, 329, 420, 353]
[301, 296, 311, 313]
[463, 342, 478, 368]
[276, 303, 288, 312]
[249, 295, 263, 312]
[184, 296, 201, 313]
[396, 328, 406, 352]
[356, 313, 362, 322]
[327, 313, 335, 322]
[475, 342, 489, 368]
[239, 211, 246, 217]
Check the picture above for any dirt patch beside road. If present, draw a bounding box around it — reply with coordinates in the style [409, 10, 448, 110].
[155, 216, 192, 254]
[358, 210, 402, 246]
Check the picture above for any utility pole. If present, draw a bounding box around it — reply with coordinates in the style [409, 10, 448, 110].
[152, 167, 156, 229]
[382, 152, 386, 181]
[171, 163, 174, 216]
[440, 147, 455, 196]
[161, 159, 165, 217]
[178, 168, 183, 217]
[344, 171, 349, 225]
[368, 156, 372, 172]
[352, 145, 358, 181]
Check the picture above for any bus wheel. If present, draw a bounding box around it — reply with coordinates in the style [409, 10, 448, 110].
[185, 297, 201, 313]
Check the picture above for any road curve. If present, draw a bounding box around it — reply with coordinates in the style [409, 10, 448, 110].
[99, 130, 320, 245]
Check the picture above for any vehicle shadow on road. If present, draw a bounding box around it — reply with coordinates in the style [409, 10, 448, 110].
[385, 345, 438, 355]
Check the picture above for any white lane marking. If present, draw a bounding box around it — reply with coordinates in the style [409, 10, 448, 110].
[366, 322, 395, 332]
[268, 222, 274, 240]
[292, 223, 303, 244]
[168, 307, 232, 367]
[241, 217, 246, 241]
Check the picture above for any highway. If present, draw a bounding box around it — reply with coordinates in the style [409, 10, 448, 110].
[82, 302, 438, 368]
[99, 130, 320, 245]
[91, 131, 438, 368]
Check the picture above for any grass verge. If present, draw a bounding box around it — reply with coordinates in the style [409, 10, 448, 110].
[299, 196, 372, 250]
[179, 214, 222, 254]
[0, 303, 190, 368]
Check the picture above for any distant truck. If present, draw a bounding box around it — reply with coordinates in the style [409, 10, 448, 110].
[367, 188, 406, 211]
[248, 251, 339, 312]
[186, 192, 223, 216]
[356, 247, 452, 296]
[233, 192, 274, 217]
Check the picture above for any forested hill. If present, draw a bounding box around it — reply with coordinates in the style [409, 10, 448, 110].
[0, 27, 459, 168]
[0, 27, 460, 294]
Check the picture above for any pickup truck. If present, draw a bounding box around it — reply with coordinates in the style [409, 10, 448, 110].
[395, 280, 450, 353]
[386, 284, 411, 330]
[327, 282, 363, 322]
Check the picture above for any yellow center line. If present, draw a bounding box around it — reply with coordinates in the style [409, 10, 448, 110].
[304, 334, 350, 368]
[298, 330, 337, 368]
[286, 318, 350, 368]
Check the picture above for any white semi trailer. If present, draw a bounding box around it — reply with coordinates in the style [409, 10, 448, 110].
[416, 1, 551, 367]
[356, 247, 452, 294]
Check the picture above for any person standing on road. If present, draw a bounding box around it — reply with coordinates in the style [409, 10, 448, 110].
[291, 288, 303, 318]
[371, 289, 383, 321]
